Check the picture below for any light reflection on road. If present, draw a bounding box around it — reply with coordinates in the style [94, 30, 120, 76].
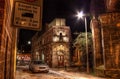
[16, 66, 106, 79]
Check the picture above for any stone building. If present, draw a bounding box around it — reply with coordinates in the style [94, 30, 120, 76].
[90, 0, 120, 78]
[31, 18, 71, 67]
[0, 0, 17, 79]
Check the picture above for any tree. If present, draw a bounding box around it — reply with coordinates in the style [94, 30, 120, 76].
[73, 32, 93, 51]
[73, 32, 93, 68]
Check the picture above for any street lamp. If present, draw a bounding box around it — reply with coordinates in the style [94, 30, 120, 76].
[76, 11, 89, 73]
[27, 41, 31, 45]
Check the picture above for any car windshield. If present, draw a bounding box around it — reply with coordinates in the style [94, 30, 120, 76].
[33, 61, 45, 64]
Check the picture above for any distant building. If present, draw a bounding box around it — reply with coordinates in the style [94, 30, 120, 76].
[16, 53, 31, 65]
[31, 18, 71, 67]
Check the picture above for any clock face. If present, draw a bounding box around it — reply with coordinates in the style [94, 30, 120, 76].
[25, 0, 37, 2]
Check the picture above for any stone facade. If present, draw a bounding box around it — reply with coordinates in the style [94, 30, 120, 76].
[90, 17, 103, 69]
[0, 0, 17, 79]
[90, 0, 120, 78]
[32, 18, 71, 67]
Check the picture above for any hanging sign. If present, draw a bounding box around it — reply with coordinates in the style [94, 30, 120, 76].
[12, 0, 43, 30]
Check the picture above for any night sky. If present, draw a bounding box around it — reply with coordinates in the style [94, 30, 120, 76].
[18, 0, 92, 50]
[42, 0, 91, 32]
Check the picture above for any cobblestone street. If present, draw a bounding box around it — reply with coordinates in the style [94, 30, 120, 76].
[16, 66, 106, 79]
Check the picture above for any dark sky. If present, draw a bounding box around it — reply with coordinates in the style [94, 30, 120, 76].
[18, 0, 91, 50]
[42, 0, 91, 32]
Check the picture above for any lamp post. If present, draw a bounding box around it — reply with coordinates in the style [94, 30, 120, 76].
[76, 11, 89, 73]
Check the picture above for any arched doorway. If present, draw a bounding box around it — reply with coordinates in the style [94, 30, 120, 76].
[57, 51, 64, 67]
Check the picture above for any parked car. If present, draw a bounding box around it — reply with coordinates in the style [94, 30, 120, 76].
[29, 60, 49, 73]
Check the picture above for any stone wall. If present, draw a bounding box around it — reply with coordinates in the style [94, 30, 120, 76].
[95, 12, 120, 78]
[90, 0, 120, 78]
[0, 1, 5, 78]
[0, 0, 17, 79]
[90, 17, 103, 69]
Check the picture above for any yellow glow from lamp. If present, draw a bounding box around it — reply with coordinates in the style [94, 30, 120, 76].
[117, 23, 120, 27]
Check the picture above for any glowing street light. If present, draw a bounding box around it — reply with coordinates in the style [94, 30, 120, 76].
[76, 11, 84, 19]
[27, 41, 31, 45]
[76, 11, 89, 73]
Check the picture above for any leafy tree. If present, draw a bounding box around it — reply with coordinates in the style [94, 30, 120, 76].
[73, 32, 93, 52]
[73, 32, 93, 67]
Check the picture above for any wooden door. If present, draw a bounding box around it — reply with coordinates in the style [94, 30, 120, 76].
[58, 55, 64, 67]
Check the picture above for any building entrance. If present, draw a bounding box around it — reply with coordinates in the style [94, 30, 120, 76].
[58, 55, 64, 67]
[57, 50, 65, 67]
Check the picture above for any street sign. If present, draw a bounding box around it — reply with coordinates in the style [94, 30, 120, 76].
[12, 0, 43, 30]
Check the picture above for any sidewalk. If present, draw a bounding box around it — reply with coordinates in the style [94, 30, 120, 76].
[51, 67, 106, 79]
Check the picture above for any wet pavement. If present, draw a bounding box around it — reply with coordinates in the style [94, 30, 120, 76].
[16, 66, 106, 79]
